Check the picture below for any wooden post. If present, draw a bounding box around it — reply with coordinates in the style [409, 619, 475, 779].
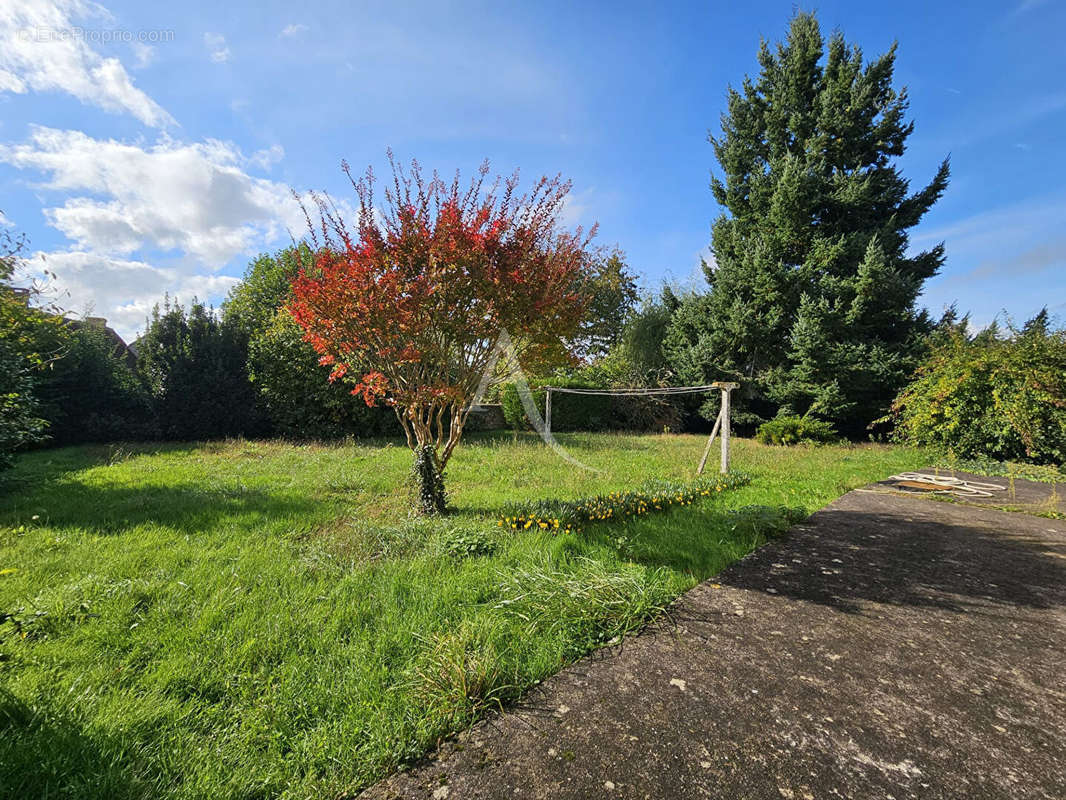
[695, 411, 722, 476]
[711, 382, 738, 474]
[544, 387, 552, 437]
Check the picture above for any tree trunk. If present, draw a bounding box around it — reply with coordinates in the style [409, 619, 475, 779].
[411, 443, 446, 515]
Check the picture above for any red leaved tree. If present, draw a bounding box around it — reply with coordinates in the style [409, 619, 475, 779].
[288, 154, 595, 513]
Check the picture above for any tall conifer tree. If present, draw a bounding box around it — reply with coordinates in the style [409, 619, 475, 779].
[665, 12, 949, 433]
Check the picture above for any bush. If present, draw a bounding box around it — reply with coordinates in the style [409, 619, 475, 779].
[891, 313, 1066, 464]
[225, 249, 399, 440]
[755, 414, 837, 446]
[137, 299, 263, 440]
[247, 311, 398, 439]
[500, 374, 684, 433]
[0, 341, 46, 472]
[35, 325, 157, 445]
[501, 378, 613, 432]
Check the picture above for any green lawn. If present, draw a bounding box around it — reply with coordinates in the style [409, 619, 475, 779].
[0, 434, 926, 799]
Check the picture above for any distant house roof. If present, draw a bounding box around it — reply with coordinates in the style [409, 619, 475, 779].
[67, 316, 138, 368]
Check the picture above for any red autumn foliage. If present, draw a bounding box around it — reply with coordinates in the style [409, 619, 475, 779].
[287, 153, 595, 472]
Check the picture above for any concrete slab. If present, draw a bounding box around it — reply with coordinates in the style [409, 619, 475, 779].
[867, 468, 1065, 516]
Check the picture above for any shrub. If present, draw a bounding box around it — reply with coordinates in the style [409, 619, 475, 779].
[137, 299, 263, 440]
[247, 311, 398, 439]
[0, 341, 46, 472]
[891, 313, 1066, 465]
[755, 414, 837, 446]
[498, 473, 751, 533]
[501, 379, 613, 432]
[224, 248, 399, 440]
[501, 374, 682, 433]
[34, 325, 157, 445]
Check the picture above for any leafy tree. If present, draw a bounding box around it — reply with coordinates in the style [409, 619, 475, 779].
[0, 221, 62, 472]
[618, 292, 677, 378]
[667, 12, 949, 434]
[288, 154, 595, 513]
[891, 311, 1066, 465]
[573, 248, 639, 360]
[224, 247, 394, 438]
[137, 298, 261, 440]
[223, 247, 308, 339]
[246, 311, 397, 438]
[0, 228, 68, 376]
[0, 340, 45, 472]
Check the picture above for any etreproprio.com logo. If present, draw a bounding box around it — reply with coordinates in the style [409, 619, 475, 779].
[19, 27, 176, 44]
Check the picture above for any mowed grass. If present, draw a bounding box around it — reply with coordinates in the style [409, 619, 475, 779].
[0, 434, 926, 799]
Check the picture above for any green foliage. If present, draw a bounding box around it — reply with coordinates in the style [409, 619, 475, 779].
[618, 294, 676, 377]
[666, 12, 948, 434]
[225, 248, 398, 439]
[440, 528, 497, 559]
[0, 236, 69, 376]
[499, 472, 751, 532]
[137, 298, 262, 440]
[0, 341, 46, 472]
[891, 311, 1066, 465]
[34, 325, 156, 445]
[246, 311, 397, 439]
[501, 362, 692, 434]
[0, 228, 56, 471]
[755, 414, 837, 446]
[223, 247, 308, 339]
[501, 378, 614, 431]
[573, 249, 640, 360]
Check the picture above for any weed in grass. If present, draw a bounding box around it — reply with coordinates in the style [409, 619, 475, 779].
[440, 529, 497, 560]
[493, 557, 672, 649]
[934, 457, 1066, 484]
[407, 624, 514, 726]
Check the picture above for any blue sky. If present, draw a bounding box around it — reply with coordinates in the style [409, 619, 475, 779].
[1, 0, 1064, 340]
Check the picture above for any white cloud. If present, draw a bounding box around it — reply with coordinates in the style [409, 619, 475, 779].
[280, 23, 309, 38]
[204, 32, 230, 64]
[36, 250, 241, 339]
[0, 0, 174, 127]
[912, 194, 1066, 273]
[0, 127, 309, 337]
[131, 41, 155, 69]
[249, 144, 284, 170]
[0, 126, 303, 267]
[915, 194, 1066, 329]
[0, 210, 13, 227]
